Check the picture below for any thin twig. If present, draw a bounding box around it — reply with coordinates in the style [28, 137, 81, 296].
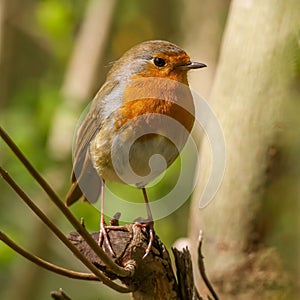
[0, 126, 131, 278]
[0, 167, 130, 293]
[0, 231, 98, 281]
[51, 288, 72, 300]
[197, 231, 219, 300]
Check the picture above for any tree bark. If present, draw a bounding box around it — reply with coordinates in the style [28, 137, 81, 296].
[189, 0, 300, 298]
[68, 224, 205, 299]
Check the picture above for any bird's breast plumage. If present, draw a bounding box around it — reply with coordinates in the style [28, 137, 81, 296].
[89, 76, 195, 187]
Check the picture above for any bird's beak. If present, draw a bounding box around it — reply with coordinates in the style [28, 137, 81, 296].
[177, 61, 207, 70]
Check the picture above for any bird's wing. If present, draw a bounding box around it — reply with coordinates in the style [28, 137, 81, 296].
[66, 80, 119, 206]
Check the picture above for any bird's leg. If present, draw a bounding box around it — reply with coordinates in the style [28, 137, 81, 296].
[139, 187, 155, 259]
[98, 180, 116, 257]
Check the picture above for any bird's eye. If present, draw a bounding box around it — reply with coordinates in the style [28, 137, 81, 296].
[153, 57, 166, 67]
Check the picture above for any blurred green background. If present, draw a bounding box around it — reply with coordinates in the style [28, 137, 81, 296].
[0, 0, 224, 299]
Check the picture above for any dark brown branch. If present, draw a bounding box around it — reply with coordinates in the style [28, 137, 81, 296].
[0, 231, 98, 281]
[68, 224, 180, 299]
[51, 288, 72, 300]
[172, 247, 202, 300]
[198, 231, 219, 300]
[0, 126, 131, 279]
[70, 227, 217, 299]
[0, 166, 130, 293]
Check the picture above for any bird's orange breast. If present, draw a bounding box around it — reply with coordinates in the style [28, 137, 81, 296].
[116, 75, 195, 133]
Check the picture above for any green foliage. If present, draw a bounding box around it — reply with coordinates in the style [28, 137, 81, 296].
[36, 0, 85, 60]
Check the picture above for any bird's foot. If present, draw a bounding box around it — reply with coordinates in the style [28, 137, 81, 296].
[98, 222, 127, 257]
[98, 222, 115, 257]
[134, 217, 155, 259]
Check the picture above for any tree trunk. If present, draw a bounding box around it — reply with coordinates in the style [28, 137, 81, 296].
[189, 0, 300, 299]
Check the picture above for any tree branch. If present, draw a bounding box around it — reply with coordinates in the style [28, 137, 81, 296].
[172, 246, 203, 300]
[0, 126, 132, 279]
[68, 225, 181, 299]
[0, 231, 98, 281]
[50, 288, 72, 300]
[0, 166, 130, 293]
[198, 231, 219, 300]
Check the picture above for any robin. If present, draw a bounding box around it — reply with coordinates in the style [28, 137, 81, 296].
[66, 40, 206, 258]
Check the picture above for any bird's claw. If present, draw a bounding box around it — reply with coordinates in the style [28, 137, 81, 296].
[135, 220, 155, 259]
[98, 223, 116, 257]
